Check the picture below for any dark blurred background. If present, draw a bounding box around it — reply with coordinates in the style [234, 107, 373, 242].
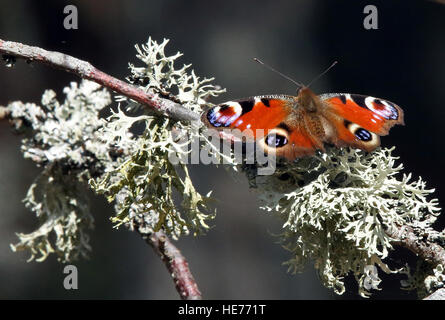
[0, 0, 444, 299]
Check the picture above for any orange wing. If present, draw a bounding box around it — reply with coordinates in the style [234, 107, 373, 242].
[321, 93, 404, 135]
[201, 95, 292, 137]
[202, 95, 320, 160]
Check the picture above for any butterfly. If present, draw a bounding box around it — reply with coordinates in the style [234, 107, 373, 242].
[201, 72, 404, 161]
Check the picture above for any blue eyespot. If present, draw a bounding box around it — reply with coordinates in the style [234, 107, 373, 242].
[355, 128, 372, 141]
[266, 134, 288, 147]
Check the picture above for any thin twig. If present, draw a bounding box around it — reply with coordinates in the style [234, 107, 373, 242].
[143, 230, 202, 300]
[0, 39, 199, 122]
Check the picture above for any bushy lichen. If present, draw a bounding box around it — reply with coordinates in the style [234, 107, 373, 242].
[91, 37, 225, 238]
[118, 37, 225, 113]
[90, 112, 215, 238]
[7, 37, 225, 261]
[424, 264, 445, 293]
[10, 165, 93, 262]
[8, 81, 111, 178]
[7, 80, 110, 262]
[248, 147, 440, 297]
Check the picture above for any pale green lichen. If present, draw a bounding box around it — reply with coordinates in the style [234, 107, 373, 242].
[424, 264, 445, 293]
[118, 37, 224, 113]
[90, 113, 215, 238]
[10, 165, 93, 262]
[7, 80, 110, 262]
[247, 147, 441, 297]
[91, 37, 225, 238]
[401, 259, 445, 299]
[7, 37, 225, 260]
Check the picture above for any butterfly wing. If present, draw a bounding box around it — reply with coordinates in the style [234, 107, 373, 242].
[321, 93, 404, 135]
[320, 93, 404, 151]
[202, 95, 292, 133]
[201, 95, 319, 159]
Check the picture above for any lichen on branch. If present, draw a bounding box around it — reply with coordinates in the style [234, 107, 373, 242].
[247, 146, 442, 297]
[91, 37, 225, 238]
[7, 80, 110, 262]
[5, 37, 226, 262]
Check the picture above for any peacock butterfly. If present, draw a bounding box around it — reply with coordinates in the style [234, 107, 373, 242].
[201, 61, 404, 161]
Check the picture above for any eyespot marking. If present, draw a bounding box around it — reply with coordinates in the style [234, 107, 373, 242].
[365, 96, 399, 120]
[265, 133, 288, 148]
[206, 102, 242, 127]
[344, 120, 376, 143]
[354, 128, 372, 141]
[259, 127, 291, 153]
[276, 122, 291, 132]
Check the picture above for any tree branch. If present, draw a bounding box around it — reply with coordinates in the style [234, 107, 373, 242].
[142, 230, 202, 300]
[0, 38, 199, 122]
[386, 224, 445, 266]
[387, 224, 445, 300]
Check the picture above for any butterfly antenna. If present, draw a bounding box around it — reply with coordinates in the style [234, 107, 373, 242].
[306, 61, 338, 88]
[253, 58, 304, 89]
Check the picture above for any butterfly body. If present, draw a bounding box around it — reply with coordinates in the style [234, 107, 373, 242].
[201, 87, 404, 160]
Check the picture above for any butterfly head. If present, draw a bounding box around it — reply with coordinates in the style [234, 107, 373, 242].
[297, 86, 320, 112]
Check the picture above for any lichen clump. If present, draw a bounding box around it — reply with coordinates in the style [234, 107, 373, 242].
[91, 38, 225, 238]
[8, 81, 111, 261]
[7, 38, 225, 261]
[250, 147, 440, 297]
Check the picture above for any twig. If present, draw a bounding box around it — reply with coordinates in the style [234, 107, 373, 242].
[386, 224, 445, 266]
[143, 230, 202, 300]
[0, 39, 199, 122]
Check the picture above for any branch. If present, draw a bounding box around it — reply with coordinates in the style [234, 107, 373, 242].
[386, 225, 445, 299]
[142, 230, 202, 300]
[386, 224, 445, 266]
[0, 39, 199, 122]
